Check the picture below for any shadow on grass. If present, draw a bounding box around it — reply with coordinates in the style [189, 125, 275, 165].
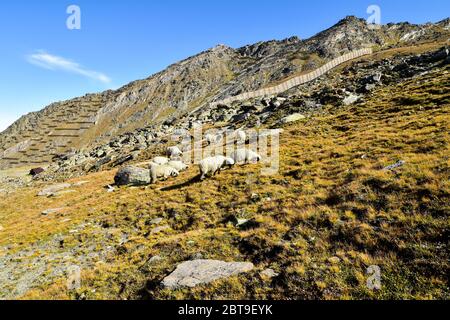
[159, 174, 203, 191]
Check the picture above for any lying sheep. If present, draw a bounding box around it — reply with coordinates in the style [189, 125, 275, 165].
[152, 156, 170, 165]
[167, 160, 189, 172]
[150, 164, 179, 184]
[166, 146, 183, 159]
[231, 149, 261, 165]
[199, 155, 235, 180]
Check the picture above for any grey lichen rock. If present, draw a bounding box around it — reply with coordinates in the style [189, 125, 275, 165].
[114, 166, 151, 186]
[162, 259, 254, 289]
[280, 113, 306, 124]
[37, 183, 72, 197]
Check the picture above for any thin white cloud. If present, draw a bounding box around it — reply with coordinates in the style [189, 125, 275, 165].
[27, 51, 111, 83]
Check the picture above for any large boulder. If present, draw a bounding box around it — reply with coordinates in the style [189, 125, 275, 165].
[162, 259, 254, 289]
[114, 166, 151, 186]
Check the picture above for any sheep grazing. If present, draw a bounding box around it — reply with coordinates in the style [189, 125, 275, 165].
[152, 156, 170, 165]
[149, 164, 179, 184]
[231, 149, 262, 165]
[166, 146, 183, 159]
[199, 155, 235, 180]
[167, 160, 189, 172]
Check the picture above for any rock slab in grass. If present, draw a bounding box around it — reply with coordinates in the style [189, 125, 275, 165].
[114, 166, 151, 186]
[37, 183, 72, 197]
[162, 259, 254, 289]
[280, 113, 306, 124]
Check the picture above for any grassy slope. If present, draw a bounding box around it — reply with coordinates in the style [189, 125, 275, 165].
[0, 51, 448, 300]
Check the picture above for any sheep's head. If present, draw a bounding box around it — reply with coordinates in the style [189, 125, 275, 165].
[225, 157, 235, 166]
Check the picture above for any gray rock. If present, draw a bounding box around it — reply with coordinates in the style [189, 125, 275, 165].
[343, 93, 361, 106]
[162, 259, 254, 289]
[150, 225, 170, 235]
[37, 183, 72, 197]
[148, 255, 163, 264]
[383, 160, 406, 171]
[41, 208, 64, 216]
[150, 218, 163, 225]
[260, 268, 279, 278]
[114, 166, 151, 186]
[280, 113, 306, 124]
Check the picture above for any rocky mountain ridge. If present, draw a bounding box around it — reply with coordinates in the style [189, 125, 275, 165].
[0, 16, 448, 170]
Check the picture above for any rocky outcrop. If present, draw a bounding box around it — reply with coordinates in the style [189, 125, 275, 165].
[162, 259, 254, 289]
[1, 16, 447, 172]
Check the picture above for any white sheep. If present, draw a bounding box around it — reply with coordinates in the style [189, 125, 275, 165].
[236, 130, 246, 144]
[231, 149, 262, 165]
[166, 146, 183, 159]
[167, 160, 189, 172]
[149, 164, 179, 184]
[152, 156, 170, 165]
[198, 155, 235, 180]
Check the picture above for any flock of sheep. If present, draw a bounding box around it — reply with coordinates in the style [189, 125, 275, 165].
[147, 132, 262, 184]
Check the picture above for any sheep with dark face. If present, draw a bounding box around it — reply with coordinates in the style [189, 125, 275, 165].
[149, 164, 179, 184]
[166, 146, 183, 159]
[198, 155, 235, 180]
[231, 149, 261, 165]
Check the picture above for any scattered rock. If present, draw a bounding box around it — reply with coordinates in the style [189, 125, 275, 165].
[328, 256, 341, 265]
[148, 255, 163, 264]
[41, 208, 64, 216]
[191, 253, 204, 260]
[280, 113, 306, 124]
[250, 193, 260, 201]
[236, 219, 250, 227]
[383, 160, 406, 171]
[114, 166, 151, 186]
[343, 93, 361, 105]
[260, 268, 279, 279]
[150, 225, 170, 235]
[162, 259, 254, 289]
[37, 183, 72, 197]
[149, 218, 163, 225]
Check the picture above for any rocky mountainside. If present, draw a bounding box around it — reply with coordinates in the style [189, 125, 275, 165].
[0, 40, 448, 299]
[0, 16, 449, 170]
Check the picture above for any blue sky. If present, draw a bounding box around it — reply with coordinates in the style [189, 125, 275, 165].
[0, 0, 449, 131]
